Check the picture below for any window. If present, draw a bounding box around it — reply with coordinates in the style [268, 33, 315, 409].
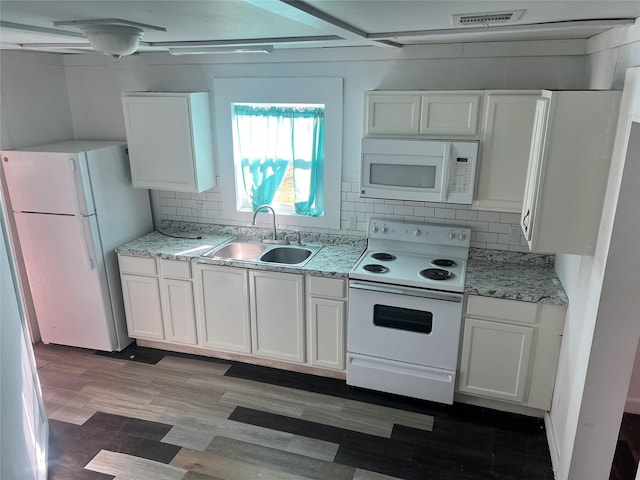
[213, 77, 342, 230]
[231, 103, 325, 217]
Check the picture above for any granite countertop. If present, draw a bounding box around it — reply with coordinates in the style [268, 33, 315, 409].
[116, 221, 366, 279]
[465, 249, 568, 305]
[117, 222, 567, 304]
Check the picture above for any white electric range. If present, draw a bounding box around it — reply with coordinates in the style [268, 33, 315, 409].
[347, 218, 471, 404]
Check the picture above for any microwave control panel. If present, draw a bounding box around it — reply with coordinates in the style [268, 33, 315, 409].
[450, 157, 471, 194]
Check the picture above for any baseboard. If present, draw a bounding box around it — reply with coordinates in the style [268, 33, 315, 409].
[136, 338, 347, 379]
[454, 393, 545, 417]
[545, 411, 562, 480]
[625, 396, 640, 415]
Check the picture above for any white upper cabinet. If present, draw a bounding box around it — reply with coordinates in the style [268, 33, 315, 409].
[521, 90, 621, 255]
[122, 92, 216, 193]
[365, 91, 482, 138]
[365, 94, 422, 136]
[473, 91, 540, 213]
[419, 93, 482, 137]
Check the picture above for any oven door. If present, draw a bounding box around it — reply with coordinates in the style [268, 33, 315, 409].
[347, 280, 464, 404]
[348, 280, 463, 370]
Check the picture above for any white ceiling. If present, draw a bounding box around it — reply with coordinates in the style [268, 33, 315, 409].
[0, 1, 639, 56]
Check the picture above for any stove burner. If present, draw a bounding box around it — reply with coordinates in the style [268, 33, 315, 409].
[371, 252, 397, 261]
[431, 258, 457, 268]
[363, 264, 389, 274]
[419, 268, 455, 281]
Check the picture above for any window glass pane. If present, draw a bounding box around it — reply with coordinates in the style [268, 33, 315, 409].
[231, 103, 325, 217]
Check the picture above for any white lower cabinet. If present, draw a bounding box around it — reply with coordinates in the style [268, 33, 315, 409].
[121, 273, 165, 340]
[457, 295, 565, 411]
[162, 279, 197, 344]
[459, 318, 534, 403]
[121, 255, 346, 373]
[194, 264, 251, 353]
[307, 276, 347, 370]
[119, 255, 165, 340]
[249, 270, 305, 363]
[119, 255, 197, 344]
[160, 259, 197, 345]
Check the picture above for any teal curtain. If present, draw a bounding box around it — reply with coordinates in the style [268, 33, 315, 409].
[232, 104, 324, 216]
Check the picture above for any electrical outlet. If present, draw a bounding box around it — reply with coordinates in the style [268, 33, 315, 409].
[347, 213, 357, 229]
[510, 226, 521, 243]
[196, 201, 205, 217]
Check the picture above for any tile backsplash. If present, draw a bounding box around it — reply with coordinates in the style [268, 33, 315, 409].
[157, 181, 530, 252]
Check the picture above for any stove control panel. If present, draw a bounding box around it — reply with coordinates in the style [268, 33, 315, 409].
[368, 219, 471, 247]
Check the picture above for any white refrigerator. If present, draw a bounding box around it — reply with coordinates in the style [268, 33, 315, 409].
[2, 140, 153, 351]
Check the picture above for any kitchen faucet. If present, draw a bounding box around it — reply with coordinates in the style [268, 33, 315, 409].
[251, 204, 283, 244]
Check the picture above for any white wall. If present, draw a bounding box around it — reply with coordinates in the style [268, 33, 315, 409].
[1, 193, 48, 480]
[60, 41, 586, 241]
[0, 51, 74, 149]
[548, 19, 640, 479]
[0, 51, 77, 343]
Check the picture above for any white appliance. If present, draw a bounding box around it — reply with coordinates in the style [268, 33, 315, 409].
[2, 141, 153, 352]
[347, 218, 471, 404]
[360, 137, 478, 204]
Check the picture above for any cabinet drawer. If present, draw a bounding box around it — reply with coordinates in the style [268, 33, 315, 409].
[308, 276, 346, 299]
[160, 259, 191, 279]
[466, 295, 538, 324]
[118, 255, 157, 276]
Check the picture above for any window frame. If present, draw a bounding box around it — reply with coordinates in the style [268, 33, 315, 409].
[213, 77, 343, 230]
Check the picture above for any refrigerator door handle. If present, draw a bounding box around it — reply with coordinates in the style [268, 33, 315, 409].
[78, 216, 96, 270]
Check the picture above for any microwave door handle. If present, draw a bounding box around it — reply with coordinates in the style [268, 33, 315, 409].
[440, 143, 451, 202]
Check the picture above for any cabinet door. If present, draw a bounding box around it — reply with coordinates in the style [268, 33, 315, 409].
[250, 271, 305, 363]
[308, 297, 346, 370]
[419, 94, 481, 137]
[474, 92, 539, 212]
[365, 94, 421, 136]
[195, 264, 251, 353]
[521, 98, 549, 242]
[458, 317, 533, 403]
[121, 274, 164, 340]
[122, 95, 198, 191]
[162, 278, 197, 345]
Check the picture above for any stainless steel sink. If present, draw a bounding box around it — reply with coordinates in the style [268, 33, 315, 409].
[201, 241, 267, 260]
[201, 239, 322, 266]
[259, 246, 313, 265]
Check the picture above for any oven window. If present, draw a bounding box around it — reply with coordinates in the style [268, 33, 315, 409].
[370, 163, 437, 188]
[373, 304, 433, 334]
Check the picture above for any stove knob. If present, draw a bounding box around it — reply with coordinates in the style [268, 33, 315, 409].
[414, 229, 422, 236]
[381, 226, 388, 233]
[372, 226, 379, 233]
[448, 231, 456, 240]
[458, 232, 467, 241]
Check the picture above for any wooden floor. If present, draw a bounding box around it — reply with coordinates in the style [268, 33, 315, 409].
[36, 343, 555, 480]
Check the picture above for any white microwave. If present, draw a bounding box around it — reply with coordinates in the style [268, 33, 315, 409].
[360, 138, 479, 204]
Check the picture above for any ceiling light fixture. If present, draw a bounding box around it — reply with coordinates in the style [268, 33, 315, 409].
[53, 19, 166, 58]
[168, 45, 274, 55]
[81, 25, 143, 58]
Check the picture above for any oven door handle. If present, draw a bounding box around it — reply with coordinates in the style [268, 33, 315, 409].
[349, 281, 463, 303]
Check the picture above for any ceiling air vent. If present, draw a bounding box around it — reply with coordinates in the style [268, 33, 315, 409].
[452, 10, 525, 26]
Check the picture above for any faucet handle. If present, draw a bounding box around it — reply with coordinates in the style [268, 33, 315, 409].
[285, 231, 302, 246]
